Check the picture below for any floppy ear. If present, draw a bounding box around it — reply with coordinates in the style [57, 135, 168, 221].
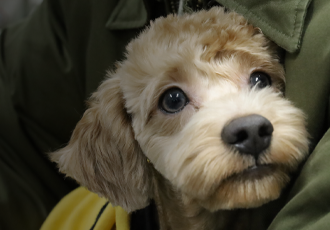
[50, 75, 151, 212]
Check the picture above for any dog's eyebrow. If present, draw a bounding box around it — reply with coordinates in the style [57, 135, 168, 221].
[207, 49, 284, 78]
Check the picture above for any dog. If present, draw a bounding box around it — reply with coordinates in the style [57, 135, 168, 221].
[51, 7, 309, 230]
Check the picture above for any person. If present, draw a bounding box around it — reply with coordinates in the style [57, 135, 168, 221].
[0, 0, 329, 229]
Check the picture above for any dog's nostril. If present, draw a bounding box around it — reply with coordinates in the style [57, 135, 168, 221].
[234, 130, 248, 144]
[221, 114, 273, 158]
[259, 124, 273, 137]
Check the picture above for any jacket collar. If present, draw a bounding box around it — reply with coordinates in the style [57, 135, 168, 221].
[208, 0, 312, 53]
[106, 0, 147, 30]
[106, 0, 312, 53]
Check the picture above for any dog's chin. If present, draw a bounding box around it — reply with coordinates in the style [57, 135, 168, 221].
[197, 165, 289, 211]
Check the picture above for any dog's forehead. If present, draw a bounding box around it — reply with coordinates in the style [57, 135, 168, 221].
[125, 8, 269, 65]
[120, 8, 274, 88]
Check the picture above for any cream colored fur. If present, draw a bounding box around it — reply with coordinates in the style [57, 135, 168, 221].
[51, 8, 309, 230]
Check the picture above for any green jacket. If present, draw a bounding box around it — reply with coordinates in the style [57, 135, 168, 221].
[0, 0, 329, 229]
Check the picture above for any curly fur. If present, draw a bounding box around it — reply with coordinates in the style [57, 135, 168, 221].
[51, 8, 309, 230]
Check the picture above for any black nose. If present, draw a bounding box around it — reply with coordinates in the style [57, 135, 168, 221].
[221, 114, 273, 158]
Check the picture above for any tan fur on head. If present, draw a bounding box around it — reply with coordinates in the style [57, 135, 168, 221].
[51, 7, 309, 225]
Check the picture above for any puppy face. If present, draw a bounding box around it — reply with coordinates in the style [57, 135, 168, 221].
[51, 8, 309, 212]
[121, 8, 308, 210]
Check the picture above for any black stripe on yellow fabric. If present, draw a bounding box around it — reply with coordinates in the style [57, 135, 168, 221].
[90, 201, 109, 230]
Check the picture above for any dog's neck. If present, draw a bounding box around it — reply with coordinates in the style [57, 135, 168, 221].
[150, 167, 256, 230]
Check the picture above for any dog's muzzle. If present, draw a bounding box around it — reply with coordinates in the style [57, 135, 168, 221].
[221, 114, 273, 158]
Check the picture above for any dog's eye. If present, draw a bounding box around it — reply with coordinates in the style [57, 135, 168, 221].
[250, 72, 271, 89]
[159, 88, 188, 113]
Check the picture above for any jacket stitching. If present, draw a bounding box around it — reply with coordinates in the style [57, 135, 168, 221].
[230, 0, 302, 38]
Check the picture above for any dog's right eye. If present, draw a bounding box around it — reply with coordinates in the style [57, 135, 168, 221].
[250, 72, 272, 89]
[159, 88, 188, 114]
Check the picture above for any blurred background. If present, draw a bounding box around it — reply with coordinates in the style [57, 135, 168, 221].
[0, 0, 43, 28]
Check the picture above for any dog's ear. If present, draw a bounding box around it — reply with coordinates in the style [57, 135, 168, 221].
[50, 76, 151, 212]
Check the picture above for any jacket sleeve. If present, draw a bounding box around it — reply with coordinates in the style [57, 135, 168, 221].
[0, 0, 142, 229]
[1, 0, 91, 145]
[0, 0, 84, 229]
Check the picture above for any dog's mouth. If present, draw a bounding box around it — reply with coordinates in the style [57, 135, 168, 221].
[229, 164, 275, 181]
[197, 163, 287, 211]
[242, 164, 274, 179]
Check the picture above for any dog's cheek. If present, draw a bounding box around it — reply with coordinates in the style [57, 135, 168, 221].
[134, 104, 197, 155]
[260, 103, 309, 168]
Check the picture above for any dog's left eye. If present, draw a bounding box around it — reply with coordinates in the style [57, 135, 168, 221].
[250, 72, 271, 89]
[159, 88, 188, 114]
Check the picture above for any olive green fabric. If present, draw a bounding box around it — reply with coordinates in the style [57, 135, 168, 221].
[1, 0, 330, 229]
[216, 0, 311, 53]
[106, 0, 147, 30]
[0, 0, 144, 229]
[268, 0, 330, 228]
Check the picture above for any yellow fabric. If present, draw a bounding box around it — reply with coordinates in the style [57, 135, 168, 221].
[41, 187, 129, 230]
